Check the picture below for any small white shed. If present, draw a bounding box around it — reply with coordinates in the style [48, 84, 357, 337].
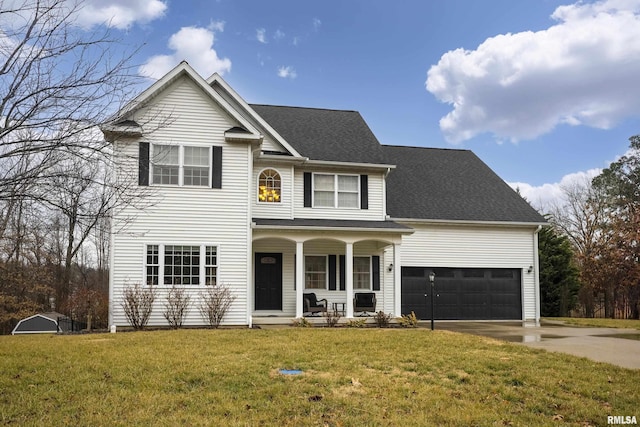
[11, 312, 68, 335]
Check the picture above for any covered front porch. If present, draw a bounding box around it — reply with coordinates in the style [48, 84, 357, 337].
[251, 219, 412, 322]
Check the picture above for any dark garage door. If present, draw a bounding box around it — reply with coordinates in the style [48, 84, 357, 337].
[401, 267, 522, 320]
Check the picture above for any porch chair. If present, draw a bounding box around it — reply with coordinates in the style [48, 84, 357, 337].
[303, 293, 328, 316]
[353, 292, 376, 316]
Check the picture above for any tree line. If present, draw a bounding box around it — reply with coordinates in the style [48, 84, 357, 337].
[539, 136, 640, 319]
[0, 0, 147, 333]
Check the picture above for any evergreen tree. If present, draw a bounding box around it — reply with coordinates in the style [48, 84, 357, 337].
[539, 223, 581, 317]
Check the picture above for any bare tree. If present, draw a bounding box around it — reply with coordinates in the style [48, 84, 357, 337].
[548, 177, 609, 317]
[0, 0, 140, 202]
[0, 1, 168, 330]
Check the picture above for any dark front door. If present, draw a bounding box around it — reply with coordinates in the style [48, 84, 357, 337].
[255, 253, 282, 310]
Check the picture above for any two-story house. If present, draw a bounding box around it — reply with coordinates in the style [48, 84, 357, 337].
[103, 62, 546, 328]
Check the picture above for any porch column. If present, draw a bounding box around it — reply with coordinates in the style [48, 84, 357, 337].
[295, 241, 304, 318]
[393, 242, 402, 316]
[345, 242, 354, 318]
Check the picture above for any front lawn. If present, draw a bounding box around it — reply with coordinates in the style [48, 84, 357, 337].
[549, 317, 640, 330]
[1, 329, 638, 426]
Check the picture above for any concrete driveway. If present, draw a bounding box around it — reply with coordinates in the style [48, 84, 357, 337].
[434, 320, 640, 370]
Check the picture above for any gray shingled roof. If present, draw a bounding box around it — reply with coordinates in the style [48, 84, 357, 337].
[383, 145, 546, 223]
[250, 104, 388, 164]
[250, 104, 544, 224]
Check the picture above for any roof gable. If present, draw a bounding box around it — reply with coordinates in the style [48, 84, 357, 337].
[104, 62, 262, 139]
[250, 105, 389, 165]
[383, 145, 546, 224]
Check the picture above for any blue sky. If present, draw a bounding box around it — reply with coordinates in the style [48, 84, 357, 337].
[70, 0, 640, 210]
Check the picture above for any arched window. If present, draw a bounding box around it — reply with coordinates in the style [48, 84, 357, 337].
[258, 169, 281, 203]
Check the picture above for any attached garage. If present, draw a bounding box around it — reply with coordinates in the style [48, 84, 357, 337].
[401, 267, 522, 320]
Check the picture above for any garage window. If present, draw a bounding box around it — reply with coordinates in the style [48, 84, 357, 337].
[491, 269, 515, 279]
[463, 269, 485, 278]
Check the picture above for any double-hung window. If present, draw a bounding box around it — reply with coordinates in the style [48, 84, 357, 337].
[305, 256, 327, 289]
[145, 244, 218, 286]
[151, 144, 210, 187]
[313, 174, 359, 208]
[152, 145, 179, 185]
[353, 256, 371, 289]
[184, 147, 210, 186]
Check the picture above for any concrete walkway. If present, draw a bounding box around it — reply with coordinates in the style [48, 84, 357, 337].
[434, 321, 640, 370]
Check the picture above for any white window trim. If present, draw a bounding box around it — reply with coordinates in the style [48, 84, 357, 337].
[150, 144, 211, 187]
[304, 254, 328, 290]
[312, 173, 360, 209]
[143, 243, 219, 287]
[257, 168, 282, 204]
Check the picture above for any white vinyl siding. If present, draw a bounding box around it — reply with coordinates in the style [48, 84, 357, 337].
[398, 223, 538, 322]
[111, 75, 251, 327]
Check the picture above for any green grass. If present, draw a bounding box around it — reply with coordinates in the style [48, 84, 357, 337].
[1, 329, 638, 426]
[548, 317, 640, 330]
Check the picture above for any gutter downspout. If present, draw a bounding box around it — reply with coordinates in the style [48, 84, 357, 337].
[533, 225, 542, 326]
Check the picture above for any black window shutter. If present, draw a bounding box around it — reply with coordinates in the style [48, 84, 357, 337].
[372, 255, 380, 291]
[339, 255, 346, 291]
[360, 174, 368, 209]
[212, 146, 222, 188]
[328, 255, 337, 290]
[303, 172, 312, 207]
[138, 142, 149, 186]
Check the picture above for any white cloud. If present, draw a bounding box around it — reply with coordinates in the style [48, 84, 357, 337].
[76, 0, 167, 29]
[256, 28, 267, 44]
[426, 0, 640, 143]
[277, 66, 297, 79]
[208, 20, 225, 32]
[509, 168, 602, 212]
[139, 26, 231, 79]
[274, 29, 285, 41]
[313, 18, 322, 31]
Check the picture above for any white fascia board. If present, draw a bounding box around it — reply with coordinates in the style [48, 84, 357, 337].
[302, 159, 396, 171]
[208, 73, 302, 157]
[392, 218, 548, 228]
[255, 154, 308, 164]
[251, 223, 414, 235]
[106, 62, 262, 138]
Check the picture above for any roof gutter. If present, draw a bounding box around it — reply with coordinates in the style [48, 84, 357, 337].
[302, 159, 396, 171]
[392, 217, 548, 228]
[256, 153, 309, 164]
[252, 223, 414, 234]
